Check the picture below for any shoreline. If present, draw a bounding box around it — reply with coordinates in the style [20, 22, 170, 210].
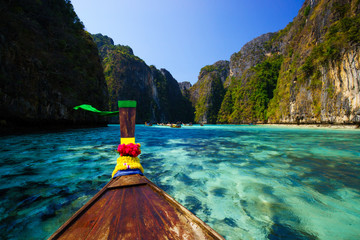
[2, 122, 359, 136]
[140, 123, 360, 130]
[257, 123, 360, 130]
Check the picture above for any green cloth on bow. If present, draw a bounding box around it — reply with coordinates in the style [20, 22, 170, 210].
[73, 104, 119, 116]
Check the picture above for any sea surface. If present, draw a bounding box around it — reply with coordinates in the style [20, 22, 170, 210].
[0, 125, 360, 240]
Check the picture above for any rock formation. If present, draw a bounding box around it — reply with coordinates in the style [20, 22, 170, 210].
[0, 0, 109, 133]
[92, 34, 194, 123]
[178, 82, 192, 93]
[268, 0, 360, 124]
[190, 0, 360, 124]
[190, 61, 229, 123]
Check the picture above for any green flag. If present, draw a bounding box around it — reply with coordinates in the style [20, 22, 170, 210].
[73, 104, 119, 116]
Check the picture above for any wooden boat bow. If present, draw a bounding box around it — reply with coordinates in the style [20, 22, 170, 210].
[48, 174, 224, 239]
[48, 101, 224, 239]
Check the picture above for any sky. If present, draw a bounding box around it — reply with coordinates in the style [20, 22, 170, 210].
[71, 0, 304, 84]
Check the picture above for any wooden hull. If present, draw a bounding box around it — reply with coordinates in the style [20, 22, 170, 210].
[48, 174, 224, 239]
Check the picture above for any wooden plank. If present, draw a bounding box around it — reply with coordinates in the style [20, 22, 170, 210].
[85, 189, 125, 239]
[108, 186, 143, 239]
[48, 175, 225, 240]
[48, 179, 115, 240]
[145, 177, 225, 239]
[119, 107, 136, 138]
[56, 190, 117, 240]
[141, 184, 212, 239]
[140, 185, 186, 239]
[131, 185, 177, 239]
[108, 174, 148, 189]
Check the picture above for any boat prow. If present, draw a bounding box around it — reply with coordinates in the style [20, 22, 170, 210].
[48, 174, 224, 239]
[58, 101, 224, 239]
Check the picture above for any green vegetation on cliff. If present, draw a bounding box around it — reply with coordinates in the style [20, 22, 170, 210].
[92, 34, 152, 122]
[218, 54, 283, 123]
[158, 68, 195, 123]
[194, 74, 225, 123]
[193, 0, 360, 125]
[267, 0, 360, 123]
[92, 34, 193, 123]
[191, 61, 229, 123]
[0, 0, 108, 131]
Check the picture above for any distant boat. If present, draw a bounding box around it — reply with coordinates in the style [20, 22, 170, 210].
[145, 122, 153, 126]
[170, 124, 181, 128]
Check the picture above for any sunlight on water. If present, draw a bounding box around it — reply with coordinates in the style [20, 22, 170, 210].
[0, 125, 360, 239]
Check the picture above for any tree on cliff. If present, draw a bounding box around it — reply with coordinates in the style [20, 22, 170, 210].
[0, 0, 109, 132]
[92, 33, 194, 123]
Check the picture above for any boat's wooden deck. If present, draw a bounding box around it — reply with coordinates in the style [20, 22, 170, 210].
[48, 174, 224, 239]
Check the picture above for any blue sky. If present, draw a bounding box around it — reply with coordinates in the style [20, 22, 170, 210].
[71, 0, 304, 84]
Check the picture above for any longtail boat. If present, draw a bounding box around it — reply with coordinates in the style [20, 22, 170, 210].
[49, 101, 224, 239]
[145, 122, 153, 126]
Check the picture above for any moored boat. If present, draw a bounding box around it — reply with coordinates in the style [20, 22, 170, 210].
[145, 121, 153, 126]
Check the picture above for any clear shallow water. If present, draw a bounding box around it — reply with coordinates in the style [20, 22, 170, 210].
[0, 125, 360, 240]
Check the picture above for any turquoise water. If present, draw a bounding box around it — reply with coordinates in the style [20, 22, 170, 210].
[0, 125, 360, 239]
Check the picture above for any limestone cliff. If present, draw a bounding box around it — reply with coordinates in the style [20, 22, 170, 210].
[190, 61, 229, 123]
[190, 33, 281, 124]
[178, 81, 192, 97]
[0, 0, 109, 133]
[192, 0, 360, 124]
[268, 0, 360, 124]
[178, 82, 192, 92]
[178, 82, 193, 112]
[92, 34, 193, 123]
[159, 69, 194, 123]
[217, 33, 283, 124]
[228, 33, 276, 85]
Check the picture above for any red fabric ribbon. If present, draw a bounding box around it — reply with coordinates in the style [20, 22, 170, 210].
[117, 143, 141, 157]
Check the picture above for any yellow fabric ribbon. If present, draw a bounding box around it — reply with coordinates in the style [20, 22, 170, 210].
[121, 137, 135, 144]
[111, 156, 144, 177]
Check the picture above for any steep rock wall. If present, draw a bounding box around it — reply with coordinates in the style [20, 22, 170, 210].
[92, 34, 193, 123]
[190, 61, 229, 123]
[0, 0, 108, 133]
[229, 33, 276, 80]
[192, 0, 360, 125]
[286, 48, 360, 123]
[268, 0, 360, 124]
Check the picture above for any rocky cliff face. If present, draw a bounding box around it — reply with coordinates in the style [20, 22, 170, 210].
[229, 33, 276, 82]
[190, 61, 229, 123]
[0, 0, 109, 133]
[189, 32, 280, 124]
[178, 82, 192, 91]
[268, 0, 360, 124]
[321, 49, 360, 123]
[282, 48, 360, 123]
[160, 69, 194, 123]
[191, 0, 360, 124]
[92, 34, 193, 123]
